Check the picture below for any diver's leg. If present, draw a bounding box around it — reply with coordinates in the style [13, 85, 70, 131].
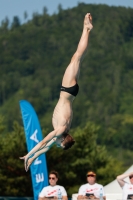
[62, 13, 93, 87]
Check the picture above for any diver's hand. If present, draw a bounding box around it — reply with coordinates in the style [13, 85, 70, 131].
[19, 156, 30, 172]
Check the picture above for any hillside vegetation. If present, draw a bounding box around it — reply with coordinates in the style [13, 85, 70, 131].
[0, 3, 133, 196]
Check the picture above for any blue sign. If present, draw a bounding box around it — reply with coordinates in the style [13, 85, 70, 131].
[19, 100, 48, 200]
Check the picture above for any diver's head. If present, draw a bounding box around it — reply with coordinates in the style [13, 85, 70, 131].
[61, 133, 75, 150]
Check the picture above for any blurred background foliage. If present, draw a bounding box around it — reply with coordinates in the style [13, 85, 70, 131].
[0, 2, 133, 197]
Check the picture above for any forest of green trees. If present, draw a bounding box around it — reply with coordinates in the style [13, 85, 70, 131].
[0, 2, 133, 197]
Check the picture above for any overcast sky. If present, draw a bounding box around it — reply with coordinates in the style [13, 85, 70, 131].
[0, 0, 133, 24]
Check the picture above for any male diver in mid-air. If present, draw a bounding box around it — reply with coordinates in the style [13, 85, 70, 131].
[20, 13, 93, 172]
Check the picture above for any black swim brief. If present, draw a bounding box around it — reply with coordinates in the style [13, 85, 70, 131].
[60, 83, 79, 97]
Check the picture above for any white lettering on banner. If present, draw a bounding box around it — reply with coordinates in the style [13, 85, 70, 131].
[34, 157, 42, 165]
[36, 173, 44, 183]
[30, 129, 39, 143]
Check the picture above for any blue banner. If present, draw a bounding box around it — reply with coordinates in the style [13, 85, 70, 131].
[19, 100, 48, 200]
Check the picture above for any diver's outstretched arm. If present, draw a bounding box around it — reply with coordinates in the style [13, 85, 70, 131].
[21, 139, 55, 171]
[21, 127, 65, 158]
[21, 129, 57, 158]
[20, 126, 66, 171]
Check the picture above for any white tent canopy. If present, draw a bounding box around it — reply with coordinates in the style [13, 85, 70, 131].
[72, 165, 133, 200]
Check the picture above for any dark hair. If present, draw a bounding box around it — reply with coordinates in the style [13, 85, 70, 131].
[62, 133, 75, 150]
[49, 170, 59, 178]
[129, 175, 133, 179]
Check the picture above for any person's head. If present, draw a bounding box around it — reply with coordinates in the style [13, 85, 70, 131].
[49, 170, 59, 186]
[61, 133, 75, 150]
[86, 171, 96, 185]
[129, 174, 133, 184]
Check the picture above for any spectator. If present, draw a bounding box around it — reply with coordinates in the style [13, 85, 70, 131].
[77, 171, 106, 199]
[117, 172, 133, 199]
[39, 170, 68, 200]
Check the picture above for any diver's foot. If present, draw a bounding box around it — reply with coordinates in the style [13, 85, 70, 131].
[84, 13, 93, 31]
